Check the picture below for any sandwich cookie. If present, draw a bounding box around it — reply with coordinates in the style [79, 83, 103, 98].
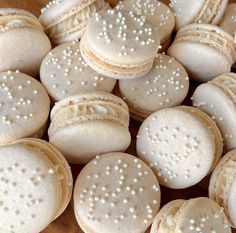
[115, 0, 175, 52]
[219, 3, 236, 36]
[192, 73, 236, 151]
[40, 40, 116, 102]
[0, 8, 51, 77]
[0, 138, 73, 233]
[169, 0, 228, 31]
[0, 71, 50, 145]
[136, 106, 223, 189]
[74, 152, 161, 233]
[48, 91, 131, 164]
[39, 0, 108, 45]
[150, 197, 231, 233]
[117, 54, 189, 122]
[80, 9, 160, 79]
[209, 149, 236, 228]
[168, 24, 236, 82]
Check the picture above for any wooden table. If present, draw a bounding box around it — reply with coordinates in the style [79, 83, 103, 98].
[0, 0, 235, 232]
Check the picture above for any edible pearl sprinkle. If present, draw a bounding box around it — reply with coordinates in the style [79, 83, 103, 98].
[75, 154, 160, 232]
[41, 40, 115, 100]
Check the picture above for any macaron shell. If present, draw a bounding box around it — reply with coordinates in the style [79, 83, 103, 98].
[220, 4, 236, 36]
[150, 200, 185, 233]
[118, 54, 189, 115]
[228, 178, 236, 227]
[169, 0, 205, 30]
[74, 153, 161, 233]
[211, 0, 229, 25]
[49, 120, 131, 164]
[137, 107, 217, 189]
[0, 71, 50, 145]
[0, 144, 62, 233]
[40, 40, 116, 101]
[173, 197, 231, 233]
[116, 0, 175, 45]
[15, 138, 73, 219]
[193, 82, 236, 151]
[0, 28, 51, 76]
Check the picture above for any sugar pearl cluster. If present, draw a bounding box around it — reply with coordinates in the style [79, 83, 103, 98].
[41, 0, 62, 13]
[94, 9, 156, 57]
[0, 71, 39, 125]
[76, 154, 160, 229]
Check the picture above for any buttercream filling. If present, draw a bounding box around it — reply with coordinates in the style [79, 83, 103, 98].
[175, 28, 236, 64]
[215, 158, 236, 222]
[81, 40, 153, 74]
[48, 0, 106, 39]
[0, 15, 43, 32]
[50, 100, 129, 135]
[211, 75, 236, 103]
[195, 0, 223, 23]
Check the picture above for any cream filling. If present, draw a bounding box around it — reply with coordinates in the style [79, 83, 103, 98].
[215, 158, 236, 223]
[50, 100, 129, 135]
[48, 0, 106, 38]
[81, 40, 153, 74]
[211, 75, 236, 104]
[195, 0, 223, 23]
[0, 15, 43, 32]
[175, 28, 236, 64]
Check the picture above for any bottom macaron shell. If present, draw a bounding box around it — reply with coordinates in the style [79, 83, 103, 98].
[49, 121, 131, 164]
[168, 41, 231, 82]
[228, 179, 236, 227]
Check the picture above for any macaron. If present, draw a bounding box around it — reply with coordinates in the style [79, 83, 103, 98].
[0, 138, 73, 233]
[0, 71, 50, 145]
[80, 8, 160, 79]
[150, 197, 231, 233]
[169, 0, 228, 31]
[39, 0, 108, 45]
[0, 8, 51, 77]
[168, 23, 236, 82]
[209, 149, 236, 228]
[115, 0, 175, 52]
[74, 152, 161, 233]
[48, 91, 131, 164]
[136, 106, 223, 189]
[192, 72, 236, 151]
[40, 40, 116, 102]
[219, 3, 236, 36]
[117, 54, 189, 122]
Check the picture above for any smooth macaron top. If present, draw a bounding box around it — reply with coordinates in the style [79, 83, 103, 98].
[40, 40, 116, 101]
[151, 197, 231, 233]
[74, 152, 161, 233]
[82, 8, 160, 66]
[137, 106, 223, 189]
[118, 54, 189, 117]
[40, 0, 96, 26]
[220, 3, 236, 36]
[169, 0, 228, 30]
[116, 0, 175, 45]
[0, 139, 73, 233]
[209, 149, 236, 227]
[0, 71, 50, 145]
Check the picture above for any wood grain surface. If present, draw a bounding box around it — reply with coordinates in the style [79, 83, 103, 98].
[0, 0, 235, 232]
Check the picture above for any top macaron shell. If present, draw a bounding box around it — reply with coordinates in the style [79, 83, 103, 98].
[74, 152, 161, 233]
[116, 0, 175, 46]
[0, 71, 50, 145]
[0, 8, 51, 77]
[40, 40, 116, 101]
[118, 54, 189, 117]
[80, 9, 160, 79]
[0, 143, 62, 233]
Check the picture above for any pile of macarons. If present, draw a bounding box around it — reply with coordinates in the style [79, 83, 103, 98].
[0, 0, 236, 232]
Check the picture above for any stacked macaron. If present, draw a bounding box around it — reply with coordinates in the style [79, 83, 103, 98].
[1, 0, 236, 232]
